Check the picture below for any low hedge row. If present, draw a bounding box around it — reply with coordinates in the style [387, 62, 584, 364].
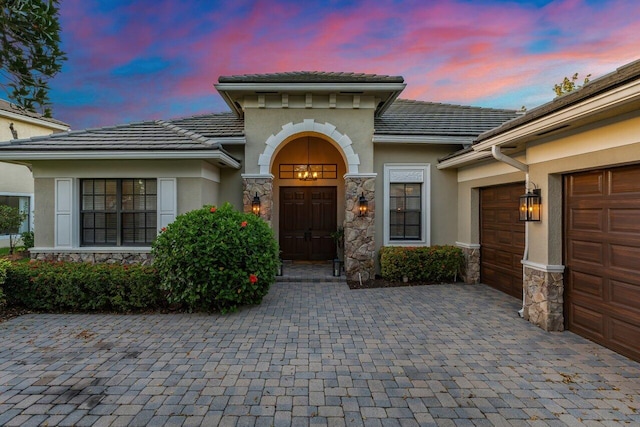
[3, 261, 163, 312]
[379, 245, 464, 283]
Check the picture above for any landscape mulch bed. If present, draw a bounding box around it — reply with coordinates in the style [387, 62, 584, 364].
[348, 276, 456, 289]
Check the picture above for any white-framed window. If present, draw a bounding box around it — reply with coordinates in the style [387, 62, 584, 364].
[54, 177, 176, 248]
[383, 164, 430, 246]
[80, 178, 158, 246]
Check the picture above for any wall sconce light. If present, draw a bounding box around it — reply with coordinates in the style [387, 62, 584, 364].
[519, 188, 541, 221]
[358, 192, 368, 216]
[251, 192, 261, 216]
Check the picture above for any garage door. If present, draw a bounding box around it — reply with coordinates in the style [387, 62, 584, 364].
[565, 165, 640, 362]
[480, 183, 525, 299]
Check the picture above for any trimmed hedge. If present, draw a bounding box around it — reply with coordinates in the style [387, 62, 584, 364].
[380, 245, 464, 283]
[3, 261, 162, 312]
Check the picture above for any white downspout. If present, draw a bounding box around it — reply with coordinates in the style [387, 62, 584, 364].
[490, 146, 528, 317]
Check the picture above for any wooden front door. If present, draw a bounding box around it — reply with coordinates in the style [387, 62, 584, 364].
[480, 183, 525, 299]
[280, 187, 337, 260]
[564, 165, 640, 362]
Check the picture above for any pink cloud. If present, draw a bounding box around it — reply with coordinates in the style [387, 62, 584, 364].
[52, 0, 640, 128]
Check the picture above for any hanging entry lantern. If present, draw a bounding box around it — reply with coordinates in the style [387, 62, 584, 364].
[251, 192, 261, 216]
[519, 188, 541, 221]
[297, 137, 318, 181]
[358, 192, 368, 216]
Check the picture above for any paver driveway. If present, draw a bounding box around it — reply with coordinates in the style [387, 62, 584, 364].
[0, 282, 639, 426]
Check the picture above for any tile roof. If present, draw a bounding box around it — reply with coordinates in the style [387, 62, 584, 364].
[0, 99, 69, 127]
[218, 71, 404, 84]
[169, 112, 244, 138]
[0, 120, 228, 152]
[375, 99, 519, 136]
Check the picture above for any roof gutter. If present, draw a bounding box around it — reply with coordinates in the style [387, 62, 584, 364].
[490, 145, 528, 172]
[490, 145, 529, 318]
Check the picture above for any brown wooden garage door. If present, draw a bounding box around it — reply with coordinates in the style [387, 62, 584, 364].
[480, 183, 525, 299]
[565, 165, 640, 362]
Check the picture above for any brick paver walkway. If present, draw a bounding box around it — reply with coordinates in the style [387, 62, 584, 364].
[0, 282, 639, 426]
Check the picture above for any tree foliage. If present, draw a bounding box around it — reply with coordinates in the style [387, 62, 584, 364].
[553, 72, 591, 97]
[0, 205, 27, 254]
[0, 0, 66, 117]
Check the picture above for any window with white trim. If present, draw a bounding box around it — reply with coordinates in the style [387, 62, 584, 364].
[384, 164, 430, 246]
[80, 179, 157, 246]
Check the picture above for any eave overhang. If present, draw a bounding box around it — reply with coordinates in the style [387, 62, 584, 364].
[0, 150, 242, 169]
[473, 78, 640, 153]
[438, 77, 640, 169]
[215, 82, 406, 118]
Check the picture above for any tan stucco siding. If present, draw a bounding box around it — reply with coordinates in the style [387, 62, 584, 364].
[177, 177, 219, 214]
[219, 145, 245, 210]
[373, 144, 460, 253]
[0, 162, 33, 193]
[243, 108, 375, 174]
[0, 116, 58, 141]
[456, 111, 640, 266]
[33, 178, 54, 247]
[30, 159, 223, 249]
[0, 116, 64, 194]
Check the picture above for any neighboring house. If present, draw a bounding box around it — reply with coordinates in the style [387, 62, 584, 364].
[0, 61, 638, 362]
[0, 100, 70, 248]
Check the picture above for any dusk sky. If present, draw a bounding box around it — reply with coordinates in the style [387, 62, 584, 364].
[43, 0, 640, 129]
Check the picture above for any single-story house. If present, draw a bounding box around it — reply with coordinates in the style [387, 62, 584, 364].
[0, 60, 639, 362]
[0, 100, 69, 247]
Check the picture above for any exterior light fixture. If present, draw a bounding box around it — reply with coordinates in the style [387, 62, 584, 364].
[519, 188, 541, 221]
[358, 192, 368, 216]
[297, 137, 318, 181]
[251, 192, 261, 216]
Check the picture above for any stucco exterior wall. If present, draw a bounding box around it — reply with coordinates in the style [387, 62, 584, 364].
[456, 168, 526, 245]
[0, 116, 58, 141]
[30, 159, 224, 249]
[455, 111, 640, 266]
[373, 144, 460, 254]
[219, 145, 245, 210]
[0, 162, 33, 193]
[243, 108, 375, 175]
[33, 178, 55, 247]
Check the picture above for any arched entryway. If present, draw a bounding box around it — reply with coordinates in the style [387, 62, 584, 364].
[272, 135, 347, 261]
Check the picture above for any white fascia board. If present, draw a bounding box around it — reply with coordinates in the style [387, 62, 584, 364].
[0, 110, 69, 131]
[373, 134, 474, 145]
[473, 79, 640, 152]
[0, 150, 242, 169]
[215, 82, 407, 93]
[436, 150, 493, 169]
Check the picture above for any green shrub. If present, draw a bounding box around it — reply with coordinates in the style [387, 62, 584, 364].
[380, 245, 464, 283]
[20, 231, 34, 249]
[152, 203, 279, 313]
[3, 261, 162, 312]
[0, 258, 10, 308]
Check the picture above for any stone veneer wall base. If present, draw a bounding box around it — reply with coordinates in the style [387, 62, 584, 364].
[32, 251, 153, 265]
[344, 175, 375, 282]
[242, 176, 273, 226]
[458, 246, 480, 284]
[523, 265, 564, 332]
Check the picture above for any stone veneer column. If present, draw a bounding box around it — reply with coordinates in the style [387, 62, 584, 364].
[344, 174, 376, 282]
[456, 243, 480, 284]
[522, 264, 565, 331]
[242, 175, 273, 225]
